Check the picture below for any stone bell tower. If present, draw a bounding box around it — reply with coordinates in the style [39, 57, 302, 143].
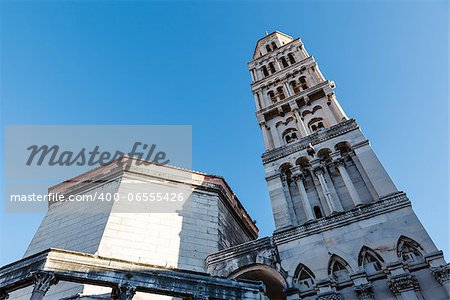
[248, 31, 398, 230]
[205, 31, 450, 300]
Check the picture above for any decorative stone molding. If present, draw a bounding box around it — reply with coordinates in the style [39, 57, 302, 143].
[274, 192, 409, 243]
[388, 274, 420, 295]
[354, 283, 374, 300]
[112, 283, 137, 300]
[262, 119, 359, 164]
[31, 271, 58, 295]
[317, 292, 342, 300]
[431, 264, 450, 285]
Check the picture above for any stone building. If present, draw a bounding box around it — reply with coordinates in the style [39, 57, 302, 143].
[0, 31, 448, 300]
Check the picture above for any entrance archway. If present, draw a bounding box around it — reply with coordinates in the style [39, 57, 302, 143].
[230, 264, 286, 300]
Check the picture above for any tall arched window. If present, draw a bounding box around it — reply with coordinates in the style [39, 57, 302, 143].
[288, 53, 296, 64]
[262, 66, 269, 77]
[269, 62, 276, 73]
[281, 57, 289, 68]
[328, 255, 351, 282]
[313, 206, 323, 219]
[397, 236, 423, 263]
[266, 44, 272, 53]
[293, 264, 315, 292]
[290, 81, 300, 94]
[358, 246, 384, 273]
[268, 91, 276, 103]
[271, 42, 278, 49]
[299, 76, 308, 90]
[276, 87, 285, 100]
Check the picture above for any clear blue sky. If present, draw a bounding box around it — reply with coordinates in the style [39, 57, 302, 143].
[0, 1, 448, 266]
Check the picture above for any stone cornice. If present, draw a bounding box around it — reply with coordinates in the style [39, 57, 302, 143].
[273, 192, 410, 244]
[262, 119, 359, 164]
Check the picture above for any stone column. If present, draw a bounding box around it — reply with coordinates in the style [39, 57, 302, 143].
[431, 264, 450, 297]
[282, 174, 298, 226]
[270, 124, 282, 148]
[284, 82, 293, 97]
[259, 123, 270, 150]
[293, 173, 314, 221]
[313, 166, 340, 214]
[327, 93, 348, 121]
[335, 158, 363, 206]
[388, 273, 421, 300]
[112, 283, 137, 300]
[266, 173, 294, 230]
[292, 109, 309, 137]
[29, 271, 58, 300]
[353, 141, 398, 198]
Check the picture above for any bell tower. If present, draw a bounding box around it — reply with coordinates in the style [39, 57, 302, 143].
[248, 31, 398, 230]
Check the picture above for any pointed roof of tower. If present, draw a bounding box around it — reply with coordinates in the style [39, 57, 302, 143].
[252, 31, 294, 60]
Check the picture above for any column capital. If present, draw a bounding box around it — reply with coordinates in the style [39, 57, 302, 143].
[112, 283, 137, 300]
[354, 283, 374, 300]
[431, 264, 450, 285]
[333, 158, 346, 167]
[388, 273, 420, 295]
[31, 271, 58, 295]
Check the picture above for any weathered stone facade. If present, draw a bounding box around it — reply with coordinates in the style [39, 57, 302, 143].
[0, 31, 448, 300]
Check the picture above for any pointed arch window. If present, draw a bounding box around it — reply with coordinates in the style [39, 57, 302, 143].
[397, 236, 423, 263]
[329, 255, 351, 282]
[358, 247, 384, 273]
[293, 264, 315, 292]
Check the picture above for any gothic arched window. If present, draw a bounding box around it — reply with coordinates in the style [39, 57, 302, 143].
[293, 264, 315, 292]
[281, 57, 289, 68]
[262, 66, 269, 77]
[358, 246, 384, 273]
[397, 236, 423, 263]
[271, 42, 278, 49]
[266, 44, 272, 53]
[328, 255, 351, 282]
